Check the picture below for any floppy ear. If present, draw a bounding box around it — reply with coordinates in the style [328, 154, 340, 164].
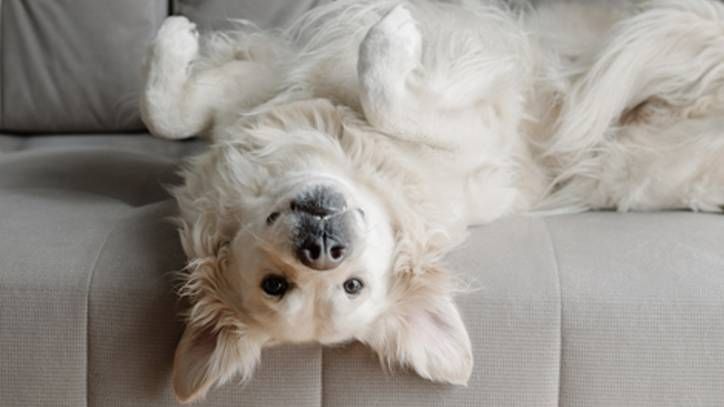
[172, 322, 264, 403]
[363, 267, 473, 385]
[172, 239, 266, 402]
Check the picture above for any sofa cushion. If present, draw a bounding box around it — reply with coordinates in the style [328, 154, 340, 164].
[547, 213, 724, 406]
[0, 134, 325, 407]
[0, 1, 167, 133]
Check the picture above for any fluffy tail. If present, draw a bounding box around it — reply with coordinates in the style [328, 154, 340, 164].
[543, 0, 724, 191]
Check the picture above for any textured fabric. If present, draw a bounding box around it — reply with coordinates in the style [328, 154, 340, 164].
[0, 134, 197, 406]
[546, 213, 724, 407]
[0, 133, 205, 157]
[0, 1, 166, 133]
[174, 0, 332, 30]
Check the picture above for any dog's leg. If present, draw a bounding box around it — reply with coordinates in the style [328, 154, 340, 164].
[141, 17, 206, 139]
[141, 17, 284, 140]
[574, 118, 724, 212]
[539, 1, 724, 212]
[358, 5, 535, 223]
[546, 0, 724, 178]
[357, 6, 424, 138]
[358, 6, 525, 152]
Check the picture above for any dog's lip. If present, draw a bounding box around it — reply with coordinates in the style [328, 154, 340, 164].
[290, 199, 347, 217]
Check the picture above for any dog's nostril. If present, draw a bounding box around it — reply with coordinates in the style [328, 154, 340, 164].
[306, 242, 322, 261]
[329, 245, 346, 260]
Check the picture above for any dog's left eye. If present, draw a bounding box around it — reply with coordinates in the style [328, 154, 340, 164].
[343, 278, 364, 295]
[261, 275, 289, 297]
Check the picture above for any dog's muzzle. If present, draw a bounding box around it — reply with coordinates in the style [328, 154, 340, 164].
[291, 186, 353, 271]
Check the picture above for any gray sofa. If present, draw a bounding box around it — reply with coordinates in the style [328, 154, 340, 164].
[1, 1, 723, 406]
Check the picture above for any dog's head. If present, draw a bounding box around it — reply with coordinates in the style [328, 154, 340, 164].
[171, 100, 472, 403]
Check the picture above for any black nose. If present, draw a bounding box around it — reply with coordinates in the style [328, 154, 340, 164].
[290, 186, 347, 217]
[291, 186, 352, 271]
[296, 235, 348, 271]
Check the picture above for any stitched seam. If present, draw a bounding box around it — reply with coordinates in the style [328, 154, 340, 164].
[541, 218, 564, 407]
[320, 346, 324, 407]
[1, 0, 5, 129]
[84, 212, 131, 407]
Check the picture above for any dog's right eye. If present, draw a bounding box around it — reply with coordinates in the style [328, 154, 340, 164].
[261, 275, 289, 297]
[266, 212, 280, 225]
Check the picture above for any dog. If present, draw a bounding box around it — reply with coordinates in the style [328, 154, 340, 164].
[140, 0, 724, 402]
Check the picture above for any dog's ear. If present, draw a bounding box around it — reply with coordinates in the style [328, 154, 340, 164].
[363, 265, 473, 385]
[171, 242, 266, 403]
[172, 322, 264, 403]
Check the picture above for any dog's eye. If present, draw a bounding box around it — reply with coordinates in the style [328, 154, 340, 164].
[261, 275, 289, 297]
[266, 212, 280, 225]
[343, 278, 364, 295]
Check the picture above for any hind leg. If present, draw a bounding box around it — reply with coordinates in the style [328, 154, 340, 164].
[141, 17, 206, 139]
[357, 6, 423, 138]
[358, 5, 538, 223]
[141, 16, 283, 139]
[357, 5, 525, 153]
[566, 118, 724, 213]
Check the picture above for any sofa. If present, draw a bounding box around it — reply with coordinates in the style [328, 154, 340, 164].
[1, 1, 723, 406]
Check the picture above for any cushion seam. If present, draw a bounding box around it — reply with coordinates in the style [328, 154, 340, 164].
[541, 217, 564, 407]
[320, 346, 324, 407]
[1, 0, 5, 129]
[84, 210, 133, 407]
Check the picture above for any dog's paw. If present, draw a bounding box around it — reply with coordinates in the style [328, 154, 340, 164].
[360, 5, 422, 74]
[377, 5, 422, 60]
[152, 16, 200, 68]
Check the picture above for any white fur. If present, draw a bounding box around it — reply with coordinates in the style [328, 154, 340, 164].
[141, 0, 724, 402]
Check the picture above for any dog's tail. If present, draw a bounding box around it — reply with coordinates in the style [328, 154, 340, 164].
[542, 0, 724, 198]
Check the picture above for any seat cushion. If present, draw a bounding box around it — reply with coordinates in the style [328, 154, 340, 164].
[0, 134, 323, 407]
[546, 213, 724, 406]
[1, 133, 722, 406]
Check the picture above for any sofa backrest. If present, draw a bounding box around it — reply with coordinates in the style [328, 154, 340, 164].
[0, 0, 329, 134]
[0, 0, 167, 133]
[174, 0, 332, 31]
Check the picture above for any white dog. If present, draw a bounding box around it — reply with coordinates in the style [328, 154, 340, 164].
[141, 0, 724, 402]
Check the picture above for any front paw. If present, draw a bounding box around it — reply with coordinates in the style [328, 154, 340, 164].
[152, 16, 200, 68]
[359, 5, 422, 77]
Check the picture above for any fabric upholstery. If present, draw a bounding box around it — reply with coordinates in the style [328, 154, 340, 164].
[548, 214, 724, 406]
[173, 0, 332, 30]
[0, 1, 166, 133]
[2, 134, 723, 406]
